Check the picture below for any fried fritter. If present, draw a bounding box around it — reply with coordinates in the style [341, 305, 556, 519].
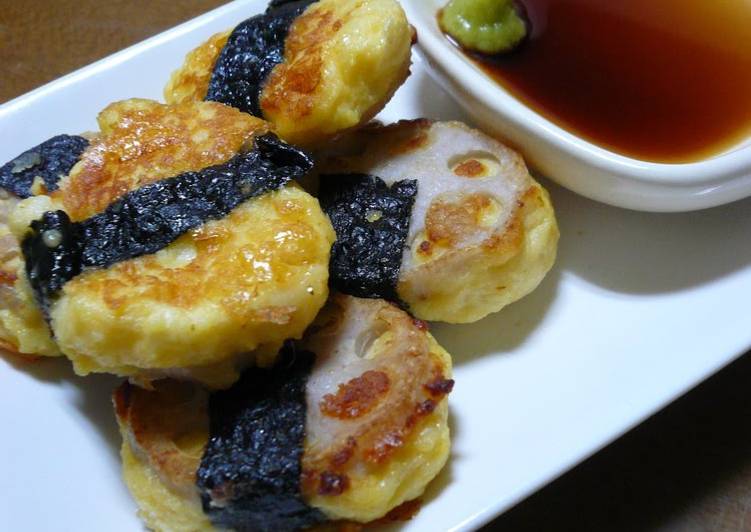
[165, 0, 412, 146]
[114, 295, 453, 529]
[11, 99, 334, 387]
[0, 191, 58, 356]
[302, 295, 452, 523]
[318, 119, 559, 323]
[116, 380, 213, 531]
[56, 98, 269, 221]
[163, 30, 231, 111]
[0, 135, 92, 356]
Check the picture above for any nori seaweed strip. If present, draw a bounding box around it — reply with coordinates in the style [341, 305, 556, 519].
[197, 345, 326, 532]
[205, 0, 317, 116]
[268, 0, 310, 7]
[319, 174, 417, 303]
[0, 135, 88, 198]
[21, 134, 312, 318]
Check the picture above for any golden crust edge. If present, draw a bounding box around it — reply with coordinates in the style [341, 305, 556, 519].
[399, 181, 560, 323]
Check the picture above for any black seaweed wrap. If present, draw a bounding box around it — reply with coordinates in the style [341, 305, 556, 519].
[21, 134, 312, 317]
[205, 0, 317, 116]
[197, 346, 326, 532]
[0, 135, 89, 198]
[319, 173, 417, 303]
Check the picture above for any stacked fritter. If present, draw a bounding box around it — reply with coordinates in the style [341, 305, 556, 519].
[0, 0, 559, 530]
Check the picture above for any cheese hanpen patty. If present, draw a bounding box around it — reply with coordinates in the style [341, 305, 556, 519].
[165, 0, 412, 147]
[0, 134, 90, 357]
[10, 99, 334, 388]
[114, 295, 453, 530]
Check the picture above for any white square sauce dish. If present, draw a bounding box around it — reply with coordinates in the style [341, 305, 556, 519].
[2, 2, 751, 532]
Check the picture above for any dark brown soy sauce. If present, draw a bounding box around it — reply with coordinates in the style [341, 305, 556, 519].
[456, 0, 751, 163]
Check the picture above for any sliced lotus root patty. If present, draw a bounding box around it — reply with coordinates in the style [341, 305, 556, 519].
[10, 99, 334, 388]
[0, 134, 91, 356]
[165, 0, 412, 146]
[318, 120, 560, 324]
[114, 294, 453, 530]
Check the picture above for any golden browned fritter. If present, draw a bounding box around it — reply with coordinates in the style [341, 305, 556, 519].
[319, 119, 560, 323]
[55, 98, 268, 221]
[165, 0, 412, 146]
[0, 131, 98, 357]
[0, 190, 58, 356]
[10, 99, 334, 387]
[163, 30, 231, 110]
[114, 295, 453, 529]
[301, 295, 452, 522]
[115, 380, 213, 531]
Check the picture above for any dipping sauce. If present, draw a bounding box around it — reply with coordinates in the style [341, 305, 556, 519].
[452, 0, 751, 163]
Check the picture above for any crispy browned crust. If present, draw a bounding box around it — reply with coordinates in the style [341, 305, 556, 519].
[54, 98, 268, 221]
[301, 295, 453, 498]
[259, 4, 340, 122]
[424, 192, 498, 246]
[352, 118, 535, 272]
[319, 370, 391, 420]
[260, 1, 411, 147]
[164, 30, 231, 105]
[412, 183, 537, 286]
[417, 190, 525, 267]
[114, 380, 209, 499]
[112, 296, 452, 525]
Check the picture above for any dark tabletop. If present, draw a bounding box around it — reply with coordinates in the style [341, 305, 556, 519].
[2, 1, 749, 531]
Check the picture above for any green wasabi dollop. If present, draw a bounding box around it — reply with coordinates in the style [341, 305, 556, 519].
[440, 0, 528, 55]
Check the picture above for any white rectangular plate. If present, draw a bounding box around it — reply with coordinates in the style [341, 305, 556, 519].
[2, 1, 751, 531]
